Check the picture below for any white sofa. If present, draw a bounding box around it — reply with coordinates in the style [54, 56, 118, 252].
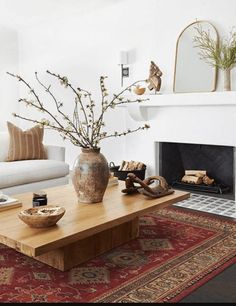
[0, 132, 70, 195]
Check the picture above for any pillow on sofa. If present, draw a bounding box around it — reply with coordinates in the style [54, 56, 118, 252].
[6, 121, 47, 161]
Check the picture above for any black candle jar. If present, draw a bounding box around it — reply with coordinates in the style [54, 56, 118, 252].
[32, 191, 47, 207]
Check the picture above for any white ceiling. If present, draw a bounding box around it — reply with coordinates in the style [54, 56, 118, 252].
[0, 0, 118, 30]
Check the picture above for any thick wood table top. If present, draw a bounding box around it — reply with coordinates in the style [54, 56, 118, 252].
[0, 183, 190, 257]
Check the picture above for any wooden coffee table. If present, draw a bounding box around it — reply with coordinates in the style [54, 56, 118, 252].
[0, 183, 190, 271]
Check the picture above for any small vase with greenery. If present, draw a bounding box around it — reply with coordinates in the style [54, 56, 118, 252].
[193, 26, 236, 91]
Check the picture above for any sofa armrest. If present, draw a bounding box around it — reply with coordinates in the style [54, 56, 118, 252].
[44, 145, 66, 162]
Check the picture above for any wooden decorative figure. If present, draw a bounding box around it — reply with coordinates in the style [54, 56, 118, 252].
[122, 173, 174, 198]
[147, 61, 163, 93]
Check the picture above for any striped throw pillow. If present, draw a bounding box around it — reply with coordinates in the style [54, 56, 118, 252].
[6, 122, 47, 161]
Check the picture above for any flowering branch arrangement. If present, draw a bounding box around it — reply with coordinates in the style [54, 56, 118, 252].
[7, 71, 150, 149]
[193, 25, 236, 70]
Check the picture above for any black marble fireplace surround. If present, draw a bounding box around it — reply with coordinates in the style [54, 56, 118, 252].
[158, 142, 235, 200]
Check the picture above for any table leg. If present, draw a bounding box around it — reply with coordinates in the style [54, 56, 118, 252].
[35, 217, 139, 271]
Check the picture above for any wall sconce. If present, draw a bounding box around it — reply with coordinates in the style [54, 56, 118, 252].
[119, 51, 129, 86]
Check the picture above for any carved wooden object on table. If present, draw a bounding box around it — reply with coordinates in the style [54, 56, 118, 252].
[122, 173, 174, 198]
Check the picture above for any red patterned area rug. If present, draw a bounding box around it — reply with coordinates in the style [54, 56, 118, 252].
[0, 207, 235, 303]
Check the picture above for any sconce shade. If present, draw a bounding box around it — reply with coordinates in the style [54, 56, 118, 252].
[119, 51, 129, 65]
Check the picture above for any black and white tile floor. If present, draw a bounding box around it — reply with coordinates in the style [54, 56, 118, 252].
[174, 193, 236, 219]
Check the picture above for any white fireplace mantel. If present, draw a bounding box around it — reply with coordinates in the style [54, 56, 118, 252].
[120, 91, 236, 121]
[120, 90, 236, 201]
[120, 90, 236, 200]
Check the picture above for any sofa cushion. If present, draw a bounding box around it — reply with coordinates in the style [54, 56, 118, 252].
[0, 160, 70, 189]
[6, 122, 47, 161]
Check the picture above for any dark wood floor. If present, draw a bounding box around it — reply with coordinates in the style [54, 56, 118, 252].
[174, 206, 236, 303]
[180, 263, 236, 303]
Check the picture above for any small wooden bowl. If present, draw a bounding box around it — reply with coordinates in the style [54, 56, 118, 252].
[18, 205, 65, 228]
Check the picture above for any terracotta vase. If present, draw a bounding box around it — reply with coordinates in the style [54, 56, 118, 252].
[71, 148, 109, 203]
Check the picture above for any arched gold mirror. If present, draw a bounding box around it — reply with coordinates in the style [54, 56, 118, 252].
[173, 20, 219, 93]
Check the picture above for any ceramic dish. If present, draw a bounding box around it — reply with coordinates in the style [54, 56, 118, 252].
[18, 205, 65, 228]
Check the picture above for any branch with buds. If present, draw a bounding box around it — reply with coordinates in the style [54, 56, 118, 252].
[7, 71, 150, 149]
[193, 25, 236, 70]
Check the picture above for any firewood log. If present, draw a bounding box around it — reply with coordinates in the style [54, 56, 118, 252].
[181, 175, 203, 185]
[118, 160, 126, 171]
[132, 161, 140, 170]
[137, 162, 145, 170]
[128, 161, 136, 170]
[202, 175, 214, 185]
[185, 170, 206, 177]
[122, 161, 130, 171]
[119, 160, 146, 171]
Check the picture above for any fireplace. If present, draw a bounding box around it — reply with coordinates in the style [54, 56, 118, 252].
[158, 142, 235, 200]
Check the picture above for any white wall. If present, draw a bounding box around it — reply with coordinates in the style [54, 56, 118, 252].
[0, 26, 19, 130]
[3, 0, 236, 168]
[17, 0, 129, 167]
